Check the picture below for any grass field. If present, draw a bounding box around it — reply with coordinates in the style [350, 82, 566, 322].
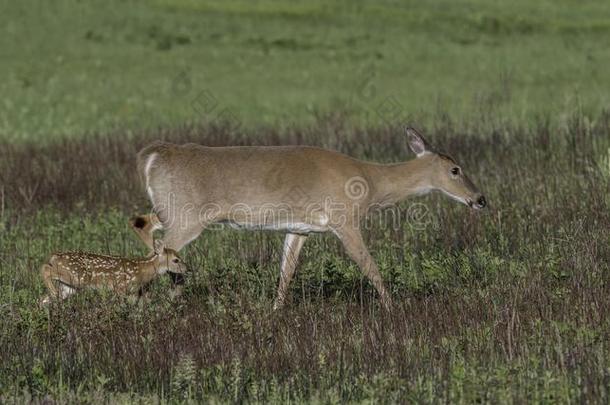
[2, 0, 610, 141]
[2, 0, 610, 403]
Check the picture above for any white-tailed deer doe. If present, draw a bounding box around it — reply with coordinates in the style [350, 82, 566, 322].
[132, 127, 486, 310]
[40, 240, 187, 305]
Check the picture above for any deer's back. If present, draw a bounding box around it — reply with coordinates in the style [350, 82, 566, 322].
[137, 142, 369, 207]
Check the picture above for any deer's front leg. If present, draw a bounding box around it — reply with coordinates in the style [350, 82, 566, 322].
[334, 227, 393, 310]
[273, 233, 307, 310]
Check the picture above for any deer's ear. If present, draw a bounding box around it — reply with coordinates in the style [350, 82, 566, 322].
[153, 239, 165, 254]
[406, 127, 430, 157]
[130, 215, 148, 230]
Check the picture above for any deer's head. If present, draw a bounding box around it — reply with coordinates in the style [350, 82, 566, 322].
[153, 240, 188, 274]
[406, 127, 486, 210]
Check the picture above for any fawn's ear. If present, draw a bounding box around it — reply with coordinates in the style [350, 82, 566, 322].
[130, 215, 148, 229]
[406, 127, 431, 157]
[153, 239, 165, 254]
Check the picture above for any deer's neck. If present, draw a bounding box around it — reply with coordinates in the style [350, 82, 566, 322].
[365, 158, 432, 206]
[136, 255, 161, 284]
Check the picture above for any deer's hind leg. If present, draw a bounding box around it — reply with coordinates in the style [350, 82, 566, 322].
[40, 264, 60, 304]
[273, 233, 307, 310]
[40, 264, 78, 305]
[158, 203, 216, 252]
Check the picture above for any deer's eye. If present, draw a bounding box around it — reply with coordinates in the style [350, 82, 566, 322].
[172, 258, 180, 263]
[451, 167, 460, 176]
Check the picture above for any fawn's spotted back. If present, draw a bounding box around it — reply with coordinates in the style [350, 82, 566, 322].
[40, 241, 187, 304]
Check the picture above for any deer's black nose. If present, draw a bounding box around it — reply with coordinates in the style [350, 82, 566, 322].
[477, 196, 487, 208]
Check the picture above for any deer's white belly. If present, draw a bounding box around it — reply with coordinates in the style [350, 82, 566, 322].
[216, 209, 331, 234]
[220, 220, 330, 234]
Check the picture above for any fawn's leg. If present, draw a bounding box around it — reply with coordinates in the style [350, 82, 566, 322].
[59, 284, 77, 299]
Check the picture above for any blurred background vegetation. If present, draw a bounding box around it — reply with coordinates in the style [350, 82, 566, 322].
[1, 0, 610, 141]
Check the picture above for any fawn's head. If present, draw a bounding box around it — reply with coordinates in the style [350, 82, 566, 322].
[406, 127, 486, 210]
[153, 240, 188, 274]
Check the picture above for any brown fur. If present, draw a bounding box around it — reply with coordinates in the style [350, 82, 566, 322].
[129, 213, 161, 252]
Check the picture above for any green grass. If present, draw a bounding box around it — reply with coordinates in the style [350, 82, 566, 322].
[2, 0, 610, 141]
